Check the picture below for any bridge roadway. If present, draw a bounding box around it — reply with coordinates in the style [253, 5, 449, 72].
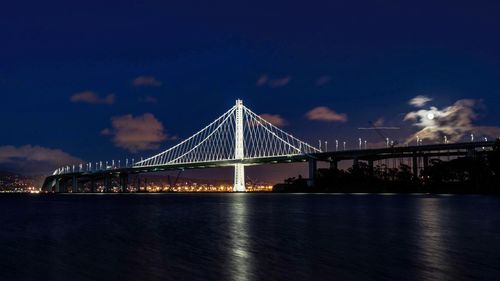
[42, 141, 496, 192]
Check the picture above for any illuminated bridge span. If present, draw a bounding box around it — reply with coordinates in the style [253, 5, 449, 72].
[43, 99, 497, 193]
[44, 99, 320, 192]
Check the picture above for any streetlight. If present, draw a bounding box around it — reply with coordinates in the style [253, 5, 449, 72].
[325, 141, 328, 151]
[386, 138, 390, 148]
[359, 138, 362, 150]
[416, 135, 420, 146]
[364, 140, 367, 149]
[444, 136, 448, 144]
[335, 140, 339, 151]
[343, 141, 346, 151]
[471, 133, 474, 142]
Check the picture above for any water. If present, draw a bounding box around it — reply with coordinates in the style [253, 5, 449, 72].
[1, 194, 499, 281]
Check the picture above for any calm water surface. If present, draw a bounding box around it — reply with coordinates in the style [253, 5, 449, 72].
[0, 194, 499, 281]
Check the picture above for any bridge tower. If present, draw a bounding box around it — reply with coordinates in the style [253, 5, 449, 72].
[234, 99, 246, 192]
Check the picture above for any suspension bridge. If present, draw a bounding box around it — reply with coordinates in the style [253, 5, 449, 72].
[42, 99, 497, 193]
[43, 99, 321, 192]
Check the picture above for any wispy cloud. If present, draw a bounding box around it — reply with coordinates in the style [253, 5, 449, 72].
[0, 145, 82, 174]
[373, 117, 385, 127]
[316, 75, 332, 86]
[259, 114, 288, 127]
[404, 97, 500, 143]
[102, 113, 174, 153]
[140, 95, 158, 103]
[70, 91, 114, 105]
[305, 106, 347, 122]
[409, 95, 433, 107]
[132, 75, 162, 87]
[256, 74, 291, 88]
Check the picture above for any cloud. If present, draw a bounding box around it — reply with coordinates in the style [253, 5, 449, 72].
[259, 114, 288, 127]
[256, 75, 268, 86]
[305, 106, 348, 122]
[409, 95, 433, 107]
[316, 75, 332, 86]
[373, 117, 385, 127]
[404, 97, 500, 143]
[256, 74, 291, 88]
[70, 91, 115, 105]
[132, 75, 162, 87]
[140, 95, 158, 103]
[102, 113, 173, 153]
[0, 145, 82, 175]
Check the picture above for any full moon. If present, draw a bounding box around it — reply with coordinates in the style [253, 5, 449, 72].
[427, 113, 435, 120]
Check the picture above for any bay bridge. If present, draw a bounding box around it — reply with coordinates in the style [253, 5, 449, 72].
[42, 99, 496, 193]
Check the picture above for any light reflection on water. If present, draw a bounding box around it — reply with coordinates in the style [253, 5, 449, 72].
[415, 198, 450, 281]
[0, 194, 499, 281]
[228, 194, 253, 281]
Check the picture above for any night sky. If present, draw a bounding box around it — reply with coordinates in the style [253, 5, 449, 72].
[1, 0, 500, 181]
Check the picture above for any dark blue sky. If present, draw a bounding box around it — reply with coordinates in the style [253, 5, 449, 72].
[1, 0, 500, 179]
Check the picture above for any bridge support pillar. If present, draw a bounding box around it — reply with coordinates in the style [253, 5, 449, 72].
[90, 178, 96, 193]
[136, 176, 141, 192]
[61, 179, 68, 193]
[55, 178, 60, 193]
[466, 148, 476, 159]
[104, 175, 112, 192]
[72, 176, 78, 193]
[120, 173, 128, 192]
[330, 160, 338, 170]
[353, 158, 359, 170]
[308, 159, 317, 187]
[423, 155, 429, 171]
[234, 164, 245, 192]
[412, 154, 418, 178]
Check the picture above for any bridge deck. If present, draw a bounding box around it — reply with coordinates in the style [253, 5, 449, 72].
[43, 141, 496, 191]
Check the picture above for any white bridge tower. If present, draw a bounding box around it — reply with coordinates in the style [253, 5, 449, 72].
[234, 99, 246, 192]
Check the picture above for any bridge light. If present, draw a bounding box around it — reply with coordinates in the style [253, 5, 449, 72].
[471, 133, 474, 142]
[358, 138, 362, 150]
[335, 140, 339, 151]
[343, 141, 346, 151]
